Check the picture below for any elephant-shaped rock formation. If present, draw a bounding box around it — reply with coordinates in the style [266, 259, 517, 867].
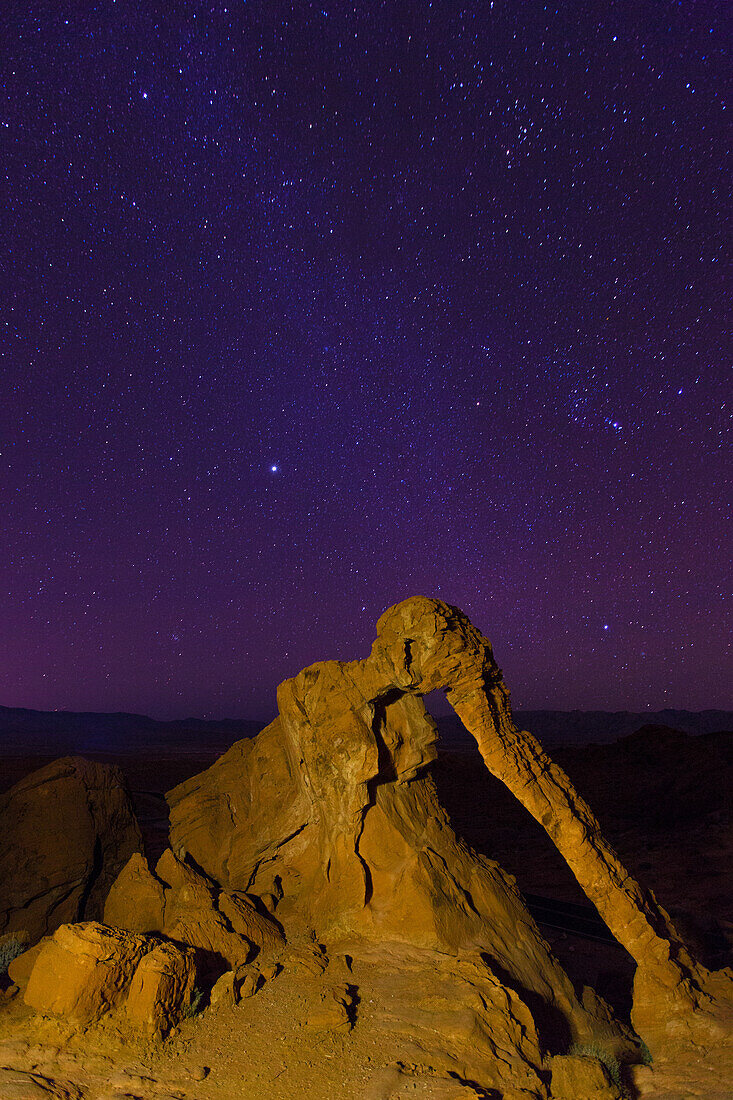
[167, 597, 732, 1061]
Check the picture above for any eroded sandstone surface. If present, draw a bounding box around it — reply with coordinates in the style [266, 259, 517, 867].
[0, 757, 143, 943]
[104, 847, 284, 973]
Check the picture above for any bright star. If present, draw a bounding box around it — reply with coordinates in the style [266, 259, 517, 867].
[270, 464, 278, 473]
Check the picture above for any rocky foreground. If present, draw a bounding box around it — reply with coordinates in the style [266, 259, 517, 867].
[1, 598, 731, 1099]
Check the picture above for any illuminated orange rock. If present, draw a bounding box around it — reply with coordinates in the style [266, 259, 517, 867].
[103, 848, 284, 972]
[125, 939, 197, 1038]
[22, 920, 198, 1038]
[168, 597, 732, 1058]
[550, 1053, 623, 1099]
[24, 922, 149, 1025]
[103, 851, 166, 934]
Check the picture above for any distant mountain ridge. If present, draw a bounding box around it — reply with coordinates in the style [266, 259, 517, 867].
[0, 703, 264, 754]
[436, 709, 733, 748]
[1, 702, 731, 756]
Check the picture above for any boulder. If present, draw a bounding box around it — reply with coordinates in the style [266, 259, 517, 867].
[165, 899, 250, 973]
[24, 921, 150, 1025]
[103, 852, 165, 934]
[304, 984, 353, 1032]
[236, 964, 263, 1000]
[101, 848, 284, 974]
[155, 846, 203, 891]
[550, 1053, 624, 1099]
[217, 890, 284, 954]
[210, 961, 277, 1005]
[0, 757, 143, 943]
[209, 968, 237, 1007]
[125, 940, 197, 1037]
[281, 942, 329, 977]
[155, 849, 257, 971]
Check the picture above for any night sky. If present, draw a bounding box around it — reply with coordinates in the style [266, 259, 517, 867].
[2, 2, 730, 720]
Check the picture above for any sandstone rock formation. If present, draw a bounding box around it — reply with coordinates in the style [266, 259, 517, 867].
[24, 922, 150, 1025]
[125, 939, 197, 1038]
[102, 851, 166, 934]
[168, 700, 604, 1052]
[168, 596, 732, 1059]
[353, 940, 548, 1096]
[549, 1053, 623, 1100]
[0, 757, 143, 943]
[103, 847, 284, 975]
[22, 921, 197, 1037]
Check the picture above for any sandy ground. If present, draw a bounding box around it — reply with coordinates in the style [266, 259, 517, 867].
[1, 947, 731, 1100]
[0, 954, 432, 1100]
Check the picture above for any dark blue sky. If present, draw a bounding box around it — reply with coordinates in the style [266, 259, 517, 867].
[1, 2, 730, 718]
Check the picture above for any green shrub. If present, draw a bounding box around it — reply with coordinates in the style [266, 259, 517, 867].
[638, 1039, 653, 1065]
[567, 1035, 651, 1098]
[182, 986, 205, 1019]
[0, 934, 27, 976]
[568, 1042, 627, 1097]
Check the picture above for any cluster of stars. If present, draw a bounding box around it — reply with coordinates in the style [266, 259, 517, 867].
[0, 2, 729, 718]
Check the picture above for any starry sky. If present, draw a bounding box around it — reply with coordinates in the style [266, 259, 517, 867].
[1, 2, 730, 720]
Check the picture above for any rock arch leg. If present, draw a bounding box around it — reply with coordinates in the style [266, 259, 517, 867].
[370, 597, 733, 1049]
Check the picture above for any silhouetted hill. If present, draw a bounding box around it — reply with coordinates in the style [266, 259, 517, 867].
[434, 708, 733, 748]
[0, 704, 264, 755]
[554, 724, 733, 827]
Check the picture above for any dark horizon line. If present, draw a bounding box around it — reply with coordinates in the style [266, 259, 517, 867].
[2, 699, 732, 726]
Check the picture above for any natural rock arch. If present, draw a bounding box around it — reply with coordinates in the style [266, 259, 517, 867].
[168, 596, 732, 1053]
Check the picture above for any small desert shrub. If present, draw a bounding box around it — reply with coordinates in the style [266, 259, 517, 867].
[182, 986, 205, 1019]
[638, 1039, 653, 1065]
[568, 1042, 627, 1097]
[0, 934, 27, 976]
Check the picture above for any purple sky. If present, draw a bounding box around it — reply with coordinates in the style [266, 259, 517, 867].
[2, 2, 730, 720]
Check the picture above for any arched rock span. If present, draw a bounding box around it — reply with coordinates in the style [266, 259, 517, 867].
[168, 596, 732, 1053]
